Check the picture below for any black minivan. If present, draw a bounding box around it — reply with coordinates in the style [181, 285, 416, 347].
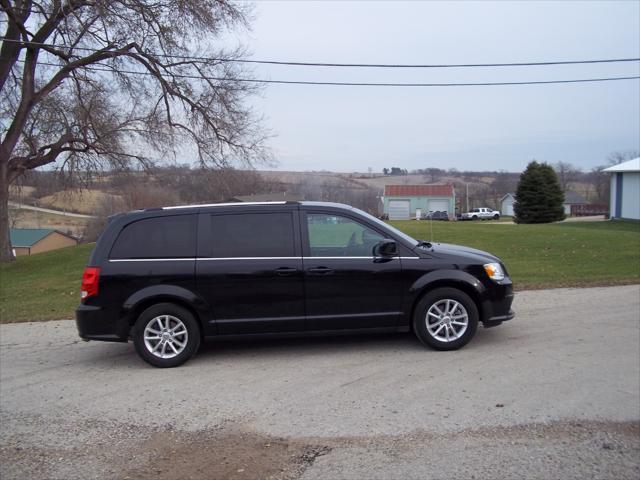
[76, 201, 514, 367]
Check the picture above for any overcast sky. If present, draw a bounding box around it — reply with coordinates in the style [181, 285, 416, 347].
[232, 0, 640, 173]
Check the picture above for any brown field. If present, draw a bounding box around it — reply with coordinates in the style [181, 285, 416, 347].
[38, 189, 123, 214]
[258, 170, 463, 189]
[8, 208, 89, 238]
[8, 185, 37, 199]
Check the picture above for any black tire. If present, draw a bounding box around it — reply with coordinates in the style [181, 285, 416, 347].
[472, 215, 478, 220]
[133, 303, 201, 368]
[493, 214, 500, 220]
[413, 287, 479, 351]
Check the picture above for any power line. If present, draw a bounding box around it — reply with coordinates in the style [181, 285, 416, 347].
[17, 59, 640, 87]
[2, 37, 640, 68]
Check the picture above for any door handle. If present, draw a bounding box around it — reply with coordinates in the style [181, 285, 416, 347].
[307, 266, 334, 275]
[275, 267, 298, 276]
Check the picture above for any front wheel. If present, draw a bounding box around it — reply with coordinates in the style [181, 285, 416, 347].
[493, 214, 500, 220]
[413, 288, 479, 350]
[133, 303, 201, 368]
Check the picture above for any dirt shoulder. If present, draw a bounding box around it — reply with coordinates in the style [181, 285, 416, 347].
[1, 413, 638, 480]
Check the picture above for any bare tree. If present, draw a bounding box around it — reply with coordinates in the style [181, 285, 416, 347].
[553, 162, 581, 192]
[588, 150, 639, 203]
[492, 170, 518, 196]
[0, 1, 268, 261]
[607, 150, 639, 166]
[421, 168, 443, 183]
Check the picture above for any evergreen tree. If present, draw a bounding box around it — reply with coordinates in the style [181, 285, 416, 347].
[514, 161, 565, 223]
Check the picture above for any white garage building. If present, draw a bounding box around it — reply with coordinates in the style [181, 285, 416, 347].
[383, 184, 455, 220]
[603, 158, 640, 221]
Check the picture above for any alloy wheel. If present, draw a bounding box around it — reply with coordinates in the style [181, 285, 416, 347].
[143, 315, 189, 359]
[425, 299, 469, 342]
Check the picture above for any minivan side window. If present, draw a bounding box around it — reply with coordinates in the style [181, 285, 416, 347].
[110, 215, 197, 259]
[210, 213, 295, 258]
[307, 213, 385, 257]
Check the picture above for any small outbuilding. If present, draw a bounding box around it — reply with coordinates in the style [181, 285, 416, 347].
[562, 191, 588, 216]
[602, 158, 640, 220]
[502, 191, 590, 217]
[383, 185, 455, 220]
[10, 228, 78, 257]
[500, 193, 516, 217]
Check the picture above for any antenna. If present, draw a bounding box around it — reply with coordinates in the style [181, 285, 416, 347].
[429, 212, 434, 243]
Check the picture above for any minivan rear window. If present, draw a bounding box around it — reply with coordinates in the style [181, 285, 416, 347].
[110, 215, 197, 259]
[210, 213, 295, 258]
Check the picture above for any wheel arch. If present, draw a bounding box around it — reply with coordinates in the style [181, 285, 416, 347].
[407, 272, 484, 331]
[123, 286, 210, 337]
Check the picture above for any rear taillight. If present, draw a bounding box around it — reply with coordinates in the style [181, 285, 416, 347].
[81, 267, 101, 300]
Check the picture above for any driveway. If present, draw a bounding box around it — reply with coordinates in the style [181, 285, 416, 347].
[1, 285, 639, 479]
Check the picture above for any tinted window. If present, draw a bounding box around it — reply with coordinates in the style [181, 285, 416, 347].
[307, 214, 385, 257]
[210, 213, 295, 258]
[110, 215, 196, 259]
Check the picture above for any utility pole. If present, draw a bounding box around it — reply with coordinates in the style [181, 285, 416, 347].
[466, 183, 469, 212]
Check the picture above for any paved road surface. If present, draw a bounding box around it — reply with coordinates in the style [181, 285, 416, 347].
[1, 285, 639, 479]
[8, 201, 96, 218]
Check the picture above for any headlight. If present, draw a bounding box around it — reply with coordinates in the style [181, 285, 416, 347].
[483, 262, 505, 281]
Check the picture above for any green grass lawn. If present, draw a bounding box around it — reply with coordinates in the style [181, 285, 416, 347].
[0, 220, 638, 323]
[390, 219, 640, 289]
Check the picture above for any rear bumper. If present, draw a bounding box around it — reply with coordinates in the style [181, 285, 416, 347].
[76, 304, 129, 342]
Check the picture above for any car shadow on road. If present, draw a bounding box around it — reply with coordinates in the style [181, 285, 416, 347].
[77, 325, 511, 369]
[200, 331, 422, 357]
[194, 325, 511, 361]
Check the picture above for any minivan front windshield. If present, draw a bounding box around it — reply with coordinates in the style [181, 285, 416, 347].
[353, 208, 419, 247]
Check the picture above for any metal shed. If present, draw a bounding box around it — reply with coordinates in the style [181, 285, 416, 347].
[383, 185, 455, 220]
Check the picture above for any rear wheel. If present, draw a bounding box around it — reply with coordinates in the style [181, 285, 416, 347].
[413, 288, 478, 350]
[133, 303, 201, 368]
[472, 215, 478, 220]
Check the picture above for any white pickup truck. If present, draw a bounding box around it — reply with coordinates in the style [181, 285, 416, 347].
[461, 207, 501, 220]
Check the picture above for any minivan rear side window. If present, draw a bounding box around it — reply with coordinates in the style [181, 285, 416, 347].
[210, 213, 295, 258]
[110, 215, 197, 259]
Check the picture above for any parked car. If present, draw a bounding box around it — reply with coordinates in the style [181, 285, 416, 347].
[77, 201, 515, 367]
[424, 211, 450, 221]
[461, 207, 501, 220]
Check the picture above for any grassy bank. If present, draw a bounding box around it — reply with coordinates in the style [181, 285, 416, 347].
[0, 220, 638, 323]
[0, 243, 93, 323]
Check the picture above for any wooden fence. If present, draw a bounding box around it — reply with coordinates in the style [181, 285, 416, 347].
[570, 204, 609, 217]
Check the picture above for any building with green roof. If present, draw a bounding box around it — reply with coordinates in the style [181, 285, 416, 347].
[10, 228, 78, 256]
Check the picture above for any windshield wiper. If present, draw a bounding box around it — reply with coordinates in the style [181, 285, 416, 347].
[416, 240, 433, 249]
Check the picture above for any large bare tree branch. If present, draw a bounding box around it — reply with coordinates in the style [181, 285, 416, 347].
[0, 0, 268, 261]
[0, 1, 32, 92]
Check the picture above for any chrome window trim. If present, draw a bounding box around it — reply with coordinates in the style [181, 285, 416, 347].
[109, 256, 422, 262]
[198, 257, 299, 261]
[109, 258, 197, 262]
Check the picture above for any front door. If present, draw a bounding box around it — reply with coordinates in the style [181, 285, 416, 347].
[302, 211, 404, 331]
[196, 209, 305, 334]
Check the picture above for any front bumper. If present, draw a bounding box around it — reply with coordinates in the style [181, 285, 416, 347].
[76, 304, 129, 342]
[481, 281, 515, 328]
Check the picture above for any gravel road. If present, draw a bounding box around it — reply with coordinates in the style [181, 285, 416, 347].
[1, 285, 639, 479]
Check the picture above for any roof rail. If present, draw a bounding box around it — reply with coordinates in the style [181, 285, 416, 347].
[161, 201, 290, 210]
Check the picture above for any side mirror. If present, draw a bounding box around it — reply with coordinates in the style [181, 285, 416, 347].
[373, 239, 398, 258]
